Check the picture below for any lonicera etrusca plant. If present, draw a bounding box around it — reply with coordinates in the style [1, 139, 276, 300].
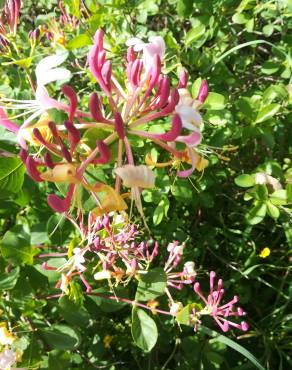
[0, 0, 248, 354]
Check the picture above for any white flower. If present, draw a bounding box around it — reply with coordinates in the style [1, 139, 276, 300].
[115, 165, 155, 188]
[72, 248, 86, 272]
[94, 270, 111, 280]
[1, 53, 71, 147]
[169, 302, 183, 316]
[0, 349, 16, 370]
[183, 261, 196, 277]
[175, 104, 202, 131]
[126, 35, 165, 71]
[167, 242, 184, 256]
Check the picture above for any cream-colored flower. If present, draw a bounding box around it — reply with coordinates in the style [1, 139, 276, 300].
[0, 323, 15, 346]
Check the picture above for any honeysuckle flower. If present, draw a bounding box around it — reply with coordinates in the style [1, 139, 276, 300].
[0, 349, 25, 370]
[94, 270, 112, 280]
[0, 0, 21, 37]
[169, 301, 183, 316]
[1, 53, 71, 147]
[126, 35, 165, 71]
[0, 323, 15, 345]
[193, 271, 249, 332]
[115, 165, 155, 188]
[183, 261, 196, 278]
[72, 247, 86, 272]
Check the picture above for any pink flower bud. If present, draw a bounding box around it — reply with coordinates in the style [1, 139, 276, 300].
[101, 60, 112, 90]
[158, 76, 170, 108]
[94, 29, 104, 51]
[44, 152, 54, 168]
[178, 70, 188, 88]
[89, 93, 104, 122]
[127, 46, 135, 62]
[64, 120, 80, 152]
[62, 85, 78, 122]
[197, 80, 208, 103]
[114, 112, 125, 139]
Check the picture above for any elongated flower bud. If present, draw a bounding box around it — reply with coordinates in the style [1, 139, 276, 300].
[178, 70, 188, 88]
[89, 93, 104, 122]
[44, 152, 54, 168]
[62, 85, 78, 122]
[158, 76, 170, 108]
[197, 80, 208, 103]
[127, 46, 135, 62]
[114, 112, 125, 139]
[64, 120, 80, 152]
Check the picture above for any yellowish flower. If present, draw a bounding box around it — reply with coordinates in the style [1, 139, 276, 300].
[259, 247, 270, 258]
[0, 323, 15, 346]
[103, 335, 113, 349]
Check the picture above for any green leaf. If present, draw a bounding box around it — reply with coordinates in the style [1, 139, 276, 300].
[58, 296, 90, 327]
[208, 332, 266, 370]
[246, 202, 267, 225]
[0, 157, 25, 193]
[63, 0, 80, 18]
[176, 303, 198, 326]
[67, 34, 92, 50]
[262, 24, 274, 37]
[153, 197, 169, 225]
[235, 174, 255, 187]
[40, 324, 81, 350]
[176, 0, 193, 17]
[203, 92, 226, 110]
[185, 24, 206, 46]
[0, 266, 19, 290]
[0, 225, 36, 265]
[48, 350, 71, 370]
[270, 189, 287, 205]
[135, 267, 167, 302]
[131, 308, 158, 352]
[266, 201, 280, 219]
[255, 104, 281, 123]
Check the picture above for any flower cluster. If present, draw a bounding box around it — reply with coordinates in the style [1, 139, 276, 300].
[1, 29, 208, 217]
[0, 25, 249, 335]
[0, 0, 20, 42]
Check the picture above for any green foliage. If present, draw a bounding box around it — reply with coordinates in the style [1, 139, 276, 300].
[0, 0, 291, 369]
[131, 308, 158, 352]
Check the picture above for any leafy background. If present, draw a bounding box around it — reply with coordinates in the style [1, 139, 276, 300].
[0, 0, 291, 369]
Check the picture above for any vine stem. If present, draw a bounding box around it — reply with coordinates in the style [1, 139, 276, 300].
[46, 292, 174, 316]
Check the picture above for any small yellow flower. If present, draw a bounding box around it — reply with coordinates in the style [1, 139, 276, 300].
[147, 300, 159, 315]
[0, 323, 15, 345]
[103, 335, 113, 349]
[259, 247, 270, 258]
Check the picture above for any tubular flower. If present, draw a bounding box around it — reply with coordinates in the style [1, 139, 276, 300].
[193, 271, 249, 333]
[1, 30, 208, 214]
